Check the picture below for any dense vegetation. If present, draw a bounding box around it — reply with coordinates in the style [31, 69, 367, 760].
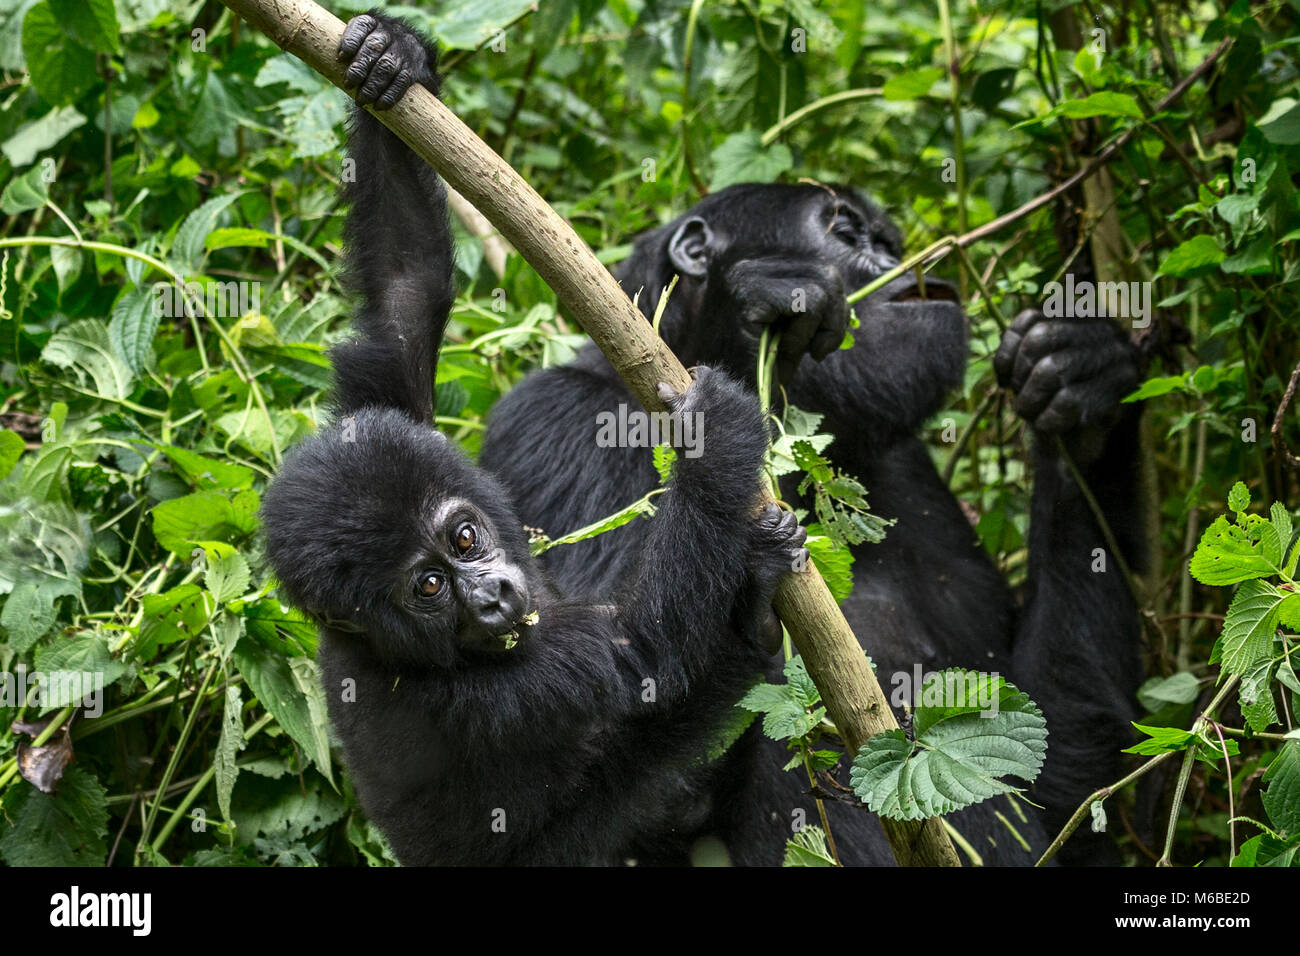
[0, 0, 1297, 866]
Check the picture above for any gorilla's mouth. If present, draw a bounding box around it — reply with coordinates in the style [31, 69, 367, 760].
[494, 609, 539, 650]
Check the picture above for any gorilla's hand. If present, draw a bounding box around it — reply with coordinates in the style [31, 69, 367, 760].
[338, 12, 439, 109]
[747, 504, 809, 655]
[710, 256, 849, 384]
[994, 309, 1140, 464]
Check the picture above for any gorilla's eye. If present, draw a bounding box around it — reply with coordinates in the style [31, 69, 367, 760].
[830, 213, 860, 245]
[455, 523, 476, 554]
[417, 570, 445, 597]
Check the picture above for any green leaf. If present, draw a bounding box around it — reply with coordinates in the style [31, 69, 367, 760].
[882, 67, 943, 101]
[1228, 481, 1251, 516]
[48, 0, 117, 53]
[1240, 658, 1278, 733]
[1219, 578, 1283, 675]
[652, 444, 676, 485]
[233, 636, 331, 777]
[0, 766, 108, 866]
[0, 429, 24, 480]
[1258, 98, 1300, 145]
[850, 674, 1047, 820]
[0, 104, 85, 167]
[171, 192, 245, 272]
[1136, 672, 1200, 712]
[1157, 235, 1226, 278]
[21, 2, 96, 105]
[1262, 741, 1300, 835]
[783, 825, 837, 866]
[430, 0, 544, 50]
[154, 444, 255, 491]
[1189, 515, 1276, 586]
[32, 629, 126, 689]
[1121, 373, 1188, 403]
[806, 535, 853, 601]
[1056, 90, 1143, 119]
[709, 130, 793, 191]
[783, 655, 821, 709]
[204, 549, 250, 603]
[150, 489, 259, 557]
[0, 163, 49, 213]
[138, 584, 213, 656]
[215, 685, 244, 823]
[108, 287, 158, 375]
[41, 318, 134, 400]
[1124, 722, 1195, 755]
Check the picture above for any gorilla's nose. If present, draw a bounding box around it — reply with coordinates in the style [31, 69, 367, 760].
[470, 572, 528, 632]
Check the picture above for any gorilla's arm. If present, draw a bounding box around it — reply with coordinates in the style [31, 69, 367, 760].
[329, 12, 453, 422]
[995, 309, 1145, 854]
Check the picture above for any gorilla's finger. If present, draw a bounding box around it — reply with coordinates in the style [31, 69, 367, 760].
[357, 51, 404, 105]
[344, 31, 392, 89]
[374, 70, 414, 110]
[1032, 386, 1083, 434]
[993, 328, 1022, 386]
[656, 382, 680, 406]
[339, 14, 378, 58]
[1015, 352, 1065, 420]
[809, 325, 846, 361]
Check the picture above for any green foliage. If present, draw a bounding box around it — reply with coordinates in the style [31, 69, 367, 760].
[850, 674, 1046, 820]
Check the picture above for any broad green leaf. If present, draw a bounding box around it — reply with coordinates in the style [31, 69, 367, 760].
[1240, 658, 1278, 733]
[138, 584, 214, 656]
[21, 2, 96, 104]
[205, 227, 275, 251]
[1157, 235, 1225, 278]
[1189, 515, 1276, 586]
[171, 192, 245, 272]
[850, 674, 1047, 820]
[48, 0, 117, 53]
[1259, 98, 1300, 146]
[1122, 373, 1187, 403]
[204, 549, 250, 603]
[1136, 672, 1200, 712]
[1228, 481, 1251, 516]
[1262, 741, 1300, 835]
[154, 444, 255, 491]
[709, 130, 793, 191]
[882, 67, 943, 101]
[1219, 578, 1283, 675]
[806, 535, 853, 602]
[1, 104, 85, 167]
[0, 766, 108, 866]
[233, 636, 330, 777]
[783, 656, 821, 709]
[150, 489, 260, 557]
[108, 288, 159, 374]
[0, 163, 49, 212]
[41, 319, 133, 400]
[430, 0, 546, 50]
[32, 629, 126, 690]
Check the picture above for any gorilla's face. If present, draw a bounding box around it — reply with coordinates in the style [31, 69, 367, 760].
[626, 184, 968, 438]
[261, 407, 539, 669]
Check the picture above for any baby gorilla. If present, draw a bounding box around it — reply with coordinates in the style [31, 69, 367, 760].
[260, 11, 804, 866]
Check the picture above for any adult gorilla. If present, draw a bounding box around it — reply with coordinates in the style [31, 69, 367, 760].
[480, 184, 1145, 865]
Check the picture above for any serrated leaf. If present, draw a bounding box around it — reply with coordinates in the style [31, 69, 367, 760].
[42, 318, 133, 399]
[108, 287, 159, 374]
[783, 655, 820, 709]
[1189, 515, 1277, 585]
[1228, 481, 1251, 515]
[234, 637, 331, 778]
[783, 825, 837, 866]
[850, 674, 1047, 819]
[21, 2, 96, 105]
[32, 629, 126, 690]
[204, 549, 250, 603]
[0, 765, 108, 866]
[1219, 578, 1284, 675]
[1157, 235, 1225, 278]
[138, 584, 214, 657]
[652, 444, 676, 485]
[1240, 658, 1278, 733]
[171, 192, 245, 272]
[49, 0, 117, 54]
[153, 444, 255, 491]
[1262, 741, 1300, 835]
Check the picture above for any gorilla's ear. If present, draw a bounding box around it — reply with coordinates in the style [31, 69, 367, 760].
[667, 217, 713, 278]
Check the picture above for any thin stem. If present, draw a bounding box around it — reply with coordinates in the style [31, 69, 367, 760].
[760, 89, 883, 146]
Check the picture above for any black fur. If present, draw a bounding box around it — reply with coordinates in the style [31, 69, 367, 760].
[261, 12, 806, 866]
[482, 170, 1146, 864]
